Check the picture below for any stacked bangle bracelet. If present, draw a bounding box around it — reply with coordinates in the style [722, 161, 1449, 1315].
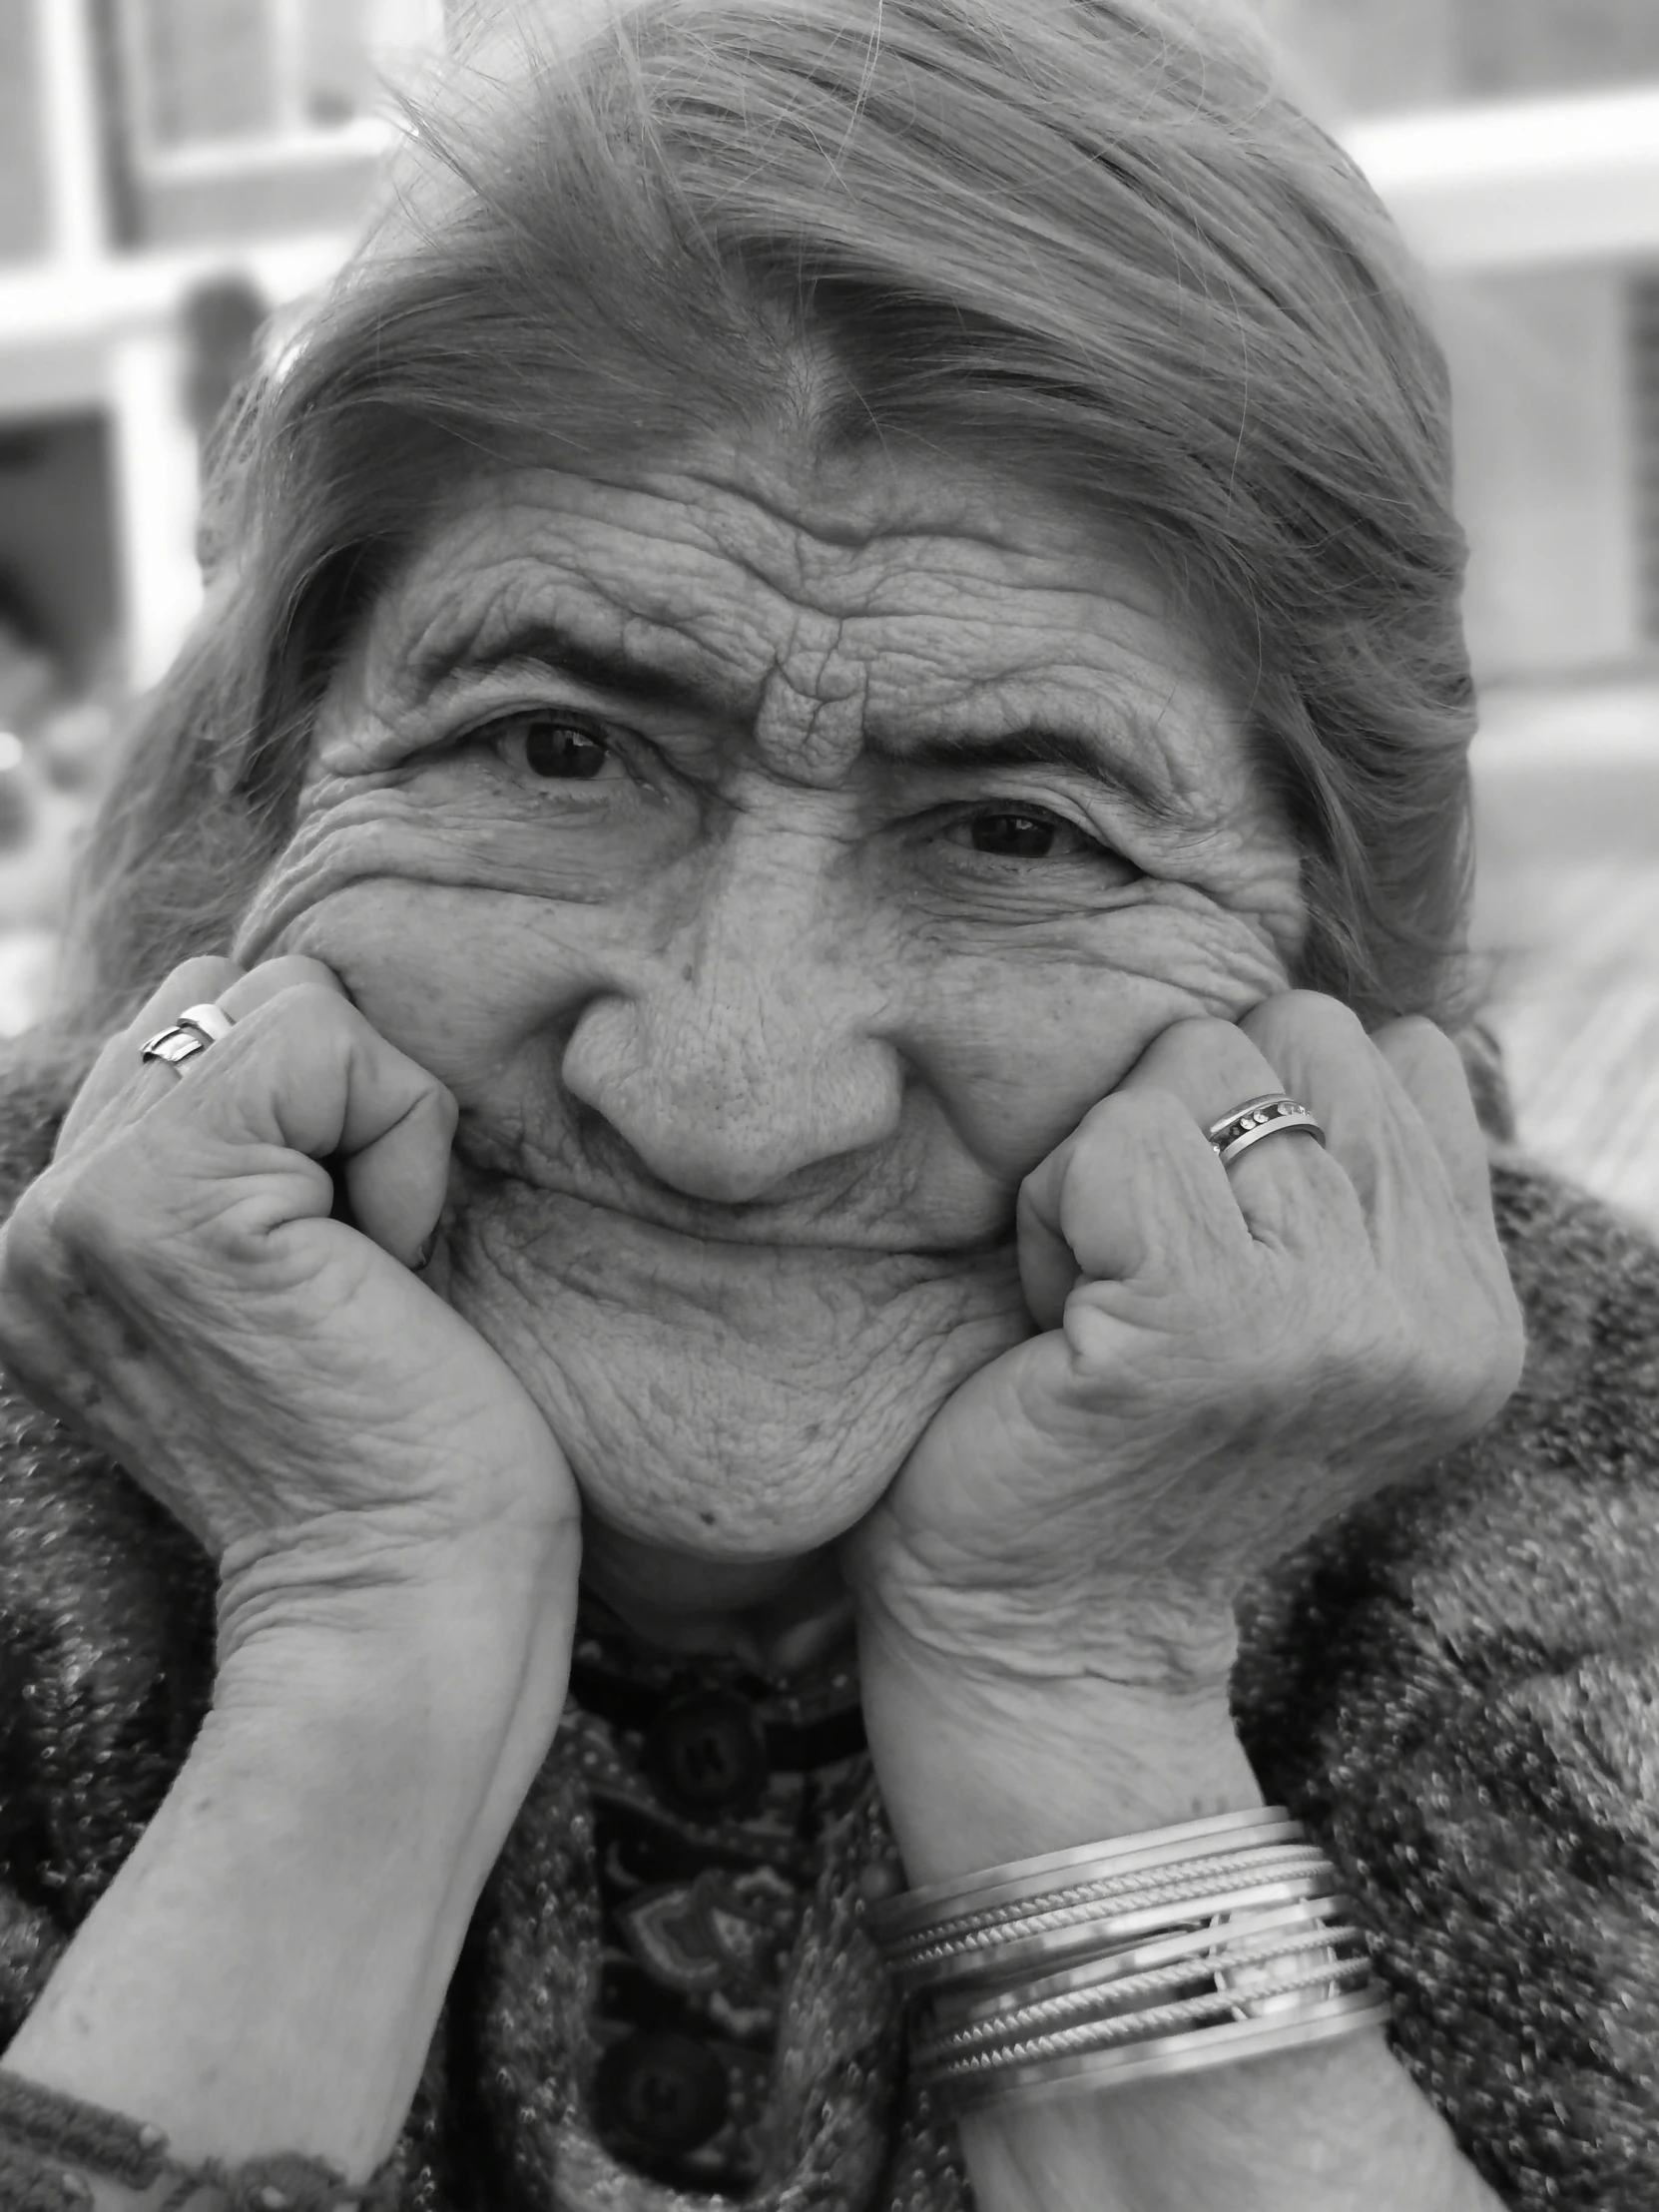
[871, 1808, 1390, 2114]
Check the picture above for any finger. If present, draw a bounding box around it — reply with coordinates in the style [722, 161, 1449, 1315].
[1018, 1088, 1251, 1323]
[1016, 1155, 1089, 1328]
[1234, 994, 1392, 1218]
[1239, 997, 1489, 1244]
[62, 955, 357, 1160]
[140, 987, 456, 1270]
[1370, 1016, 1498, 1237]
[211, 953, 352, 1025]
[1120, 1012, 1345, 1241]
[57, 954, 248, 1155]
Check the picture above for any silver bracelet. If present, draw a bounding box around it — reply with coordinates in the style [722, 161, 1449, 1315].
[886, 1852, 1341, 1991]
[870, 1808, 1390, 2113]
[926, 1990, 1394, 2114]
[915, 1895, 1365, 2060]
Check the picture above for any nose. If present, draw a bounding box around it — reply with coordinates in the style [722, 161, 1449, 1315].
[560, 832, 903, 1206]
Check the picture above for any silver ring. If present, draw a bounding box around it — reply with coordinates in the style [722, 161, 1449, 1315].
[175, 1001, 236, 1044]
[1205, 1093, 1326, 1169]
[140, 1000, 236, 1074]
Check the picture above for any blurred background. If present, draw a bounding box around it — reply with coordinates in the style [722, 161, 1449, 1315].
[0, 0, 1655, 1223]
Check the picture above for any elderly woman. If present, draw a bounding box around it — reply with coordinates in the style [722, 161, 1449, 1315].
[0, 0, 1655, 2206]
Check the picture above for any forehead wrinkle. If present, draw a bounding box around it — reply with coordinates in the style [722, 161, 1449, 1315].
[751, 609, 873, 787]
[361, 470, 1236, 815]
[852, 639, 1223, 825]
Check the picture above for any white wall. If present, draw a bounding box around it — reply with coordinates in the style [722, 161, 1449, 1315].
[1439, 265, 1642, 681]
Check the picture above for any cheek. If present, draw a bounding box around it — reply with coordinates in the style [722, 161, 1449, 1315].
[262, 880, 603, 1092]
[907, 895, 1297, 1181]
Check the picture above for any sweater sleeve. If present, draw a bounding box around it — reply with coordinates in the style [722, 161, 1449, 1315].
[0, 1035, 464, 2209]
[1235, 1157, 1659, 2212]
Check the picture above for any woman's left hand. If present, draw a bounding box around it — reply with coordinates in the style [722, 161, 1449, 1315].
[843, 991, 1525, 1699]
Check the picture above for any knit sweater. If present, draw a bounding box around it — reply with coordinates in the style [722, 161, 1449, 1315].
[0, 1031, 1656, 2211]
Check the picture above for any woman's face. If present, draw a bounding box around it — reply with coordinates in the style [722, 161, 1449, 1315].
[237, 429, 1305, 1606]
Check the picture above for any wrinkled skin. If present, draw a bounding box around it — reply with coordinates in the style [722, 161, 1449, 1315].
[0, 424, 1525, 2212]
[0, 425, 1520, 1695]
[231, 431, 1304, 1619]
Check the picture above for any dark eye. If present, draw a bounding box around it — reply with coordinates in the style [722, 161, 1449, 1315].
[487, 710, 612, 781]
[966, 811, 1086, 858]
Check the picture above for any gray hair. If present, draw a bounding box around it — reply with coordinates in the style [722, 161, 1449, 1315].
[64, 0, 1475, 1031]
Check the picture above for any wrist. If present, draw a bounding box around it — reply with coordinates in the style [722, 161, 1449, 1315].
[213, 1516, 582, 1856]
[857, 1605, 1259, 1887]
[8, 1684, 513, 2181]
[843, 1507, 1242, 1698]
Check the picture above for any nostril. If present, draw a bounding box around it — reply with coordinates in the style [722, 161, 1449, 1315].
[567, 1099, 773, 1209]
[568, 1096, 885, 1216]
[561, 989, 903, 1205]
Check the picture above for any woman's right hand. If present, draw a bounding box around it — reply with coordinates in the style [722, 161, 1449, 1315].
[0, 954, 581, 1673]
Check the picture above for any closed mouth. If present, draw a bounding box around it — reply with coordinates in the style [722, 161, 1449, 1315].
[453, 1149, 1011, 1264]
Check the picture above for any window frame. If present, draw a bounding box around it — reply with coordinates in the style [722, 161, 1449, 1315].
[113, 0, 439, 183]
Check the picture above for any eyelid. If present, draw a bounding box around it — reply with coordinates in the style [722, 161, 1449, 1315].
[901, 752, 1127, 815]
[940, 795, 1120, 851]
[454, 700, 637, 779]
[455, 698, 612, 745]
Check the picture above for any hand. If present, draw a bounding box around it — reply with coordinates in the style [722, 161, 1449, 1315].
[843, 992, 1525, 1697]
[0, 955, 580, 1673]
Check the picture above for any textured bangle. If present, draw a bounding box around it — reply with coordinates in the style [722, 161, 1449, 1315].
[915, 1896, 1364, 2064]
[875, 1809, 1301, 1940]
[871, 1808, 1391, 2113]
[925, 1989, 1394, 2114]
[886, 1852, 1339, 1992]
[875, 1809, 1336, 1997]
[0, 2066, 405, 2210]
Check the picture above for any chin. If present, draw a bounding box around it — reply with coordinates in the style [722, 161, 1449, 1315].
[444, 1196, 1029, 1567]
[531, 1329, 944, 1560]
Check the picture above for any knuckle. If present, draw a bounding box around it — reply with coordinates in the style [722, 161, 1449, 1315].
[249, 953, 346, 1000]
[1078, 1086, 1190, 1165]
[0, 1173, 116, 1337]
[1243, 989, 1365, 1060]
[1375, 1013, 1457, 1079]
[422, 1079, 460, 1136]
[1413, 1302, 1518, 1434]
[277, 976, 354, 1026]
[0, 1193, 53, 1302]
[8, 1169, 82, 1269]
[1323, 1294, 1390, 1391]
[40, 1163, 126, 1270]
[1382, 1011, 1447, 1053]
[1136, 1014, 1235, 1079]
[164, 953, 245, 1004]
[247, 980, 356, 1055]
[1070, 1085, 1154, 1151]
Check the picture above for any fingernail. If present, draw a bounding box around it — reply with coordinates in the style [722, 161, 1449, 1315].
[413, 1232, 436, 1272]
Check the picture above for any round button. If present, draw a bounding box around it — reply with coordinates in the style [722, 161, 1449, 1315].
[644, 1688, 769, 1818]
[596, 2030, 729, 2153]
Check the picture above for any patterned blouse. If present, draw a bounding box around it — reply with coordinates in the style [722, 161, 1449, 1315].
[0, 1047, 1653, 2212]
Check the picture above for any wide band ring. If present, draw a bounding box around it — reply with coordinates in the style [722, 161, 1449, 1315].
[140, 1000, 236, 1074]
[1205, 1093, 1326, 1169]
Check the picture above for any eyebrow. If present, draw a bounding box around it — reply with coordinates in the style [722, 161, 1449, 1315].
[411, 621, 716, 717]
[871, 727, 1191, 830]
[412, 618, 1195, 829]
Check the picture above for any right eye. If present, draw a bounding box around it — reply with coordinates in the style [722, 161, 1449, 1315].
[478, 709, 617, 782]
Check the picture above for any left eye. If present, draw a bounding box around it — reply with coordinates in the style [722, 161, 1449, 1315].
[957, 811, 1097, 859]
[483, 710, 613, 781]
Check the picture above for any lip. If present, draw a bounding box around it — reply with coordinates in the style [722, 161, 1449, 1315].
[454, 1158, 1013, 1265]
